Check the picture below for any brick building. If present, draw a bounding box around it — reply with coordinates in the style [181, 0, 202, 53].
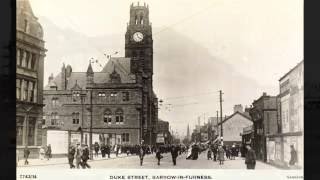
[16, 0, 47, 158]
[43, 3, 158, 152]
[249, 93, 278, 162]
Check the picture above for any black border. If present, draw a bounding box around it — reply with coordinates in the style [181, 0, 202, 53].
[305, 0, 320, 179]
[0, 0, 319, 179]
[0, 0, 16, 179]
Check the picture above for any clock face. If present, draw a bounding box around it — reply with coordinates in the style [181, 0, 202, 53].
[133, 32, 144, 42]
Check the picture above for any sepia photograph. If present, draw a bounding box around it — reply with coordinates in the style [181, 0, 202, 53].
[16, 0, 303, 177]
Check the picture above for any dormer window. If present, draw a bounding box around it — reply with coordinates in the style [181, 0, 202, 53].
[72, 91, 80, 97]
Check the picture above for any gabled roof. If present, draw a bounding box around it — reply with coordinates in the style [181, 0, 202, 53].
[217, 111, 252, 126]
[44, 57, 136, 90]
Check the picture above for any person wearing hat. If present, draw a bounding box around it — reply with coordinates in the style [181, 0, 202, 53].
[217, 145, 225, 165]
[75, 143, 83, 169]
[289, 145, 298, 167]
[81, 145, 91, 168]
[23, 146, 30, 165]
[68, 145, 76, 168]
[245, 145, 256, 169]
[171, 145, 179, 166]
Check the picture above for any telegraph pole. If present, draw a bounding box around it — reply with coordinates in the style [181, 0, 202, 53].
[216, 110, 219, 136]
[219, 90, 223, 145]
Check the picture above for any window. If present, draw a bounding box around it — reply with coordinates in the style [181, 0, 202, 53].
[51, 112, 59, 125]
[115, 109, 124, 124]
[52, 97, 58, 107]
[110, 92, 117, 101]
[103, 110, 112, 124]
[72, 112, 80, 124]
[31, 53, 36, 70]
[28, 81, 34, 102]
[122, 133, 129, 143]
[98, 92, 106, 97]
[25, 51, 30, 68]
[16, 79, 21, 100]
[72, 91, 80, 97]
[24, 19, 28, 32]
[132, 51, 137, 57]
[122, 92, 130, 102]
[28, 117, 36, 146]
[17, 49, 21, 66]
[23, 80, 28, 101]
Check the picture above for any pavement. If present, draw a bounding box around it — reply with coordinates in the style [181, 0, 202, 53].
[17, 150, 279, 169]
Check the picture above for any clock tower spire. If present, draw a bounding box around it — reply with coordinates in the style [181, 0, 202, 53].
[125, 2, 153, 75]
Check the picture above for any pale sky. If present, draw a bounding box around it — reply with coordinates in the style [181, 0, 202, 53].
[29, 0, 303, 138]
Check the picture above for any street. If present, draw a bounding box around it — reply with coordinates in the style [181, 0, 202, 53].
[18, 150, 277, 169]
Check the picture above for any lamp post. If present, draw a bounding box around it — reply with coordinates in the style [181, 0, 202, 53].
[89, 89, 93, 160]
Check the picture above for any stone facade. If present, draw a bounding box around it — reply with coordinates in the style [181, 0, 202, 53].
[249, 93, 278, 162]
[43, 3, 158, 147]
[16, 0, 47, 158]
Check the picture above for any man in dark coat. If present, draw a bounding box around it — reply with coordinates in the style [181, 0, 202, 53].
[68, 145, 76, 168]
[289, 145, 298, 167]
[138, 145, 145, 166]
[81, 145, 91, 168]
[94, 142, 100, 158]
[212, 145, 217, 161]
[245, 145, 256, 169]
[155, 147, 163, 165]
[106, 145, 111, 158]
[192, 144, 199, 160]
[23, 146, 30, 165]
[46, 144, 52, 160]
[171, 145, 179, 165]
[100, 144, 106, 158]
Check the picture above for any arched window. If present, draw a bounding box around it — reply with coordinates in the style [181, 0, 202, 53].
[135, 15, 138, 24]
[104, 109, 112, 124]
[140, 13, 144, 24]
[115, 108, 124, 124]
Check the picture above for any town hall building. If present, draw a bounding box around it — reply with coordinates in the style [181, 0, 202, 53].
[43, 3, 158, 153]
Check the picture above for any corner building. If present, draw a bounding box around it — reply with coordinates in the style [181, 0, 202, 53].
[43, 3, 158, 149]
[16, 0, 47, 158]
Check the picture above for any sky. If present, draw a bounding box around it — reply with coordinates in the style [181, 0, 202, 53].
[29, 0, 303, 138]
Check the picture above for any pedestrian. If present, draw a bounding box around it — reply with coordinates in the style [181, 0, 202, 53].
[155, 148, 163, 165]
[207, 148, 212, 160]
[217, 145, 225, 165]
[213, 145, 217, 161]
[171, 145, 179, 166]
[68, 145, 76, 169]
[100, 143, 106, 158]
[39, 146, 45, 160]
[75, 144, 83, 169]
[81, 145, 91, 169]
[23, 146, 30, 165]
[94, 142, 100, 158]
[46, 144, 52, 160]
[138, 145, 145, 166]
[289, 145, 298, 168]
[245, 145, 256, 169]
[106, 144, 111, 158]
[225, 146, 230, 160]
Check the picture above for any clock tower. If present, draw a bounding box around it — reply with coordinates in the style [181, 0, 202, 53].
[125, 2, 153, 76]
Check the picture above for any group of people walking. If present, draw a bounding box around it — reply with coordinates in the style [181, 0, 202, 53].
[68, 144, 90, 169]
